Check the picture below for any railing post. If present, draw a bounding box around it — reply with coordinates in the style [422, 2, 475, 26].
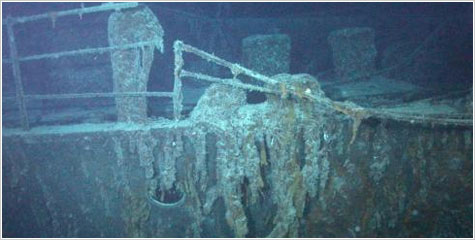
[6, 17, 29, 130]
[173, 41, 184, 120]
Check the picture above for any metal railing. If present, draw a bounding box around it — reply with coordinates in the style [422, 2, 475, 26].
[171, 40, 283, 120]
[172, 40, 472, 127]
[2, 3, 176, 130]
[3, 3, 471, 131]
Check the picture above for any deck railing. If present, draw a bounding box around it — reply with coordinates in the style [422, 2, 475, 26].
[2, 3, 175, 130]
[3, 3, 471, 131]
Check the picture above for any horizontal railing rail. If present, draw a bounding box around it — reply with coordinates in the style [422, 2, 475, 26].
[2, 2, 138, 25]
[2, 92, 173, 101]
[2, 40, 160, 63]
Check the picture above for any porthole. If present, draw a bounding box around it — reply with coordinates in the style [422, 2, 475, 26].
[148, 183, 186, 208]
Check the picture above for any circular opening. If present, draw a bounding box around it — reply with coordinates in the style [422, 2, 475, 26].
[148, 183, 186, 208]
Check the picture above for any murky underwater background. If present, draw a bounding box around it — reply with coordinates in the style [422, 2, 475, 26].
[2, 2, 473, 238]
